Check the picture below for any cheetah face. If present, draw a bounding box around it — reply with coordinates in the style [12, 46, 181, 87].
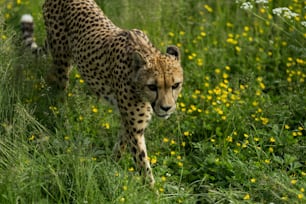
[133, 46, 183, 119]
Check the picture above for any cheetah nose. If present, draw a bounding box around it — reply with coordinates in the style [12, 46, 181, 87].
[160, 106, 171, 112]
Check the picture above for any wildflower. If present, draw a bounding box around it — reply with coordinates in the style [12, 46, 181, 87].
[163, 137, 169, 143]
[269, 137, 275, 143]
[264, 159, 270, 164]
[204, 4, 213, 13]
[183, 131, 190, 136]
[28, 135, 35, 141]
[255, 0, 268, 3]
[226, 136, 233, 142]
[92, 106, 98, 113]
[119, 197, 125, 202]
[79, 79, 84, 83]
[272, 7, 299, 19]
[226, 38, 238, 45]
[179, 31, 185, 36]
[128, 167, 134, 172]
[64, 136, 70, 140]
[102, 123, 110, 129]
[122, 185, 128, 191]
[250, 178, 256, 183]
[298, 194, 304, 199]
[291, 179, 297, 185]
[240, 2, 253, 10]
[161, 176, 167, 182]
[235, 46, 241, 52]
[243, 193, 250, 200]
[178, 162, 183, 167]
[226, 22, 233, 28]
[168, 32, 175, 37]
[159, 188, 165, 193]
[284, 124, 290, 129]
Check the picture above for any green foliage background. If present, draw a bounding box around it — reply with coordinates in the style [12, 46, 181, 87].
[0, 0, 305, 203]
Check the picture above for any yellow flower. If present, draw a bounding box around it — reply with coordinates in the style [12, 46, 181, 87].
[204, 4, 213, 13]
[168, 32, 175, 37]
[297, 194, 304, 199]
[92, 106, 98, 113]
[264, 159, 270, 164]
[226, 136, 233, 142]
[250, 178, 256, 183]
[163, 137, 169, 143]
[102, 123, 110, 129]
[161, 176, 166, 182]
[28, 135, 35, 141]
[183, 131, 190, 136]
[235, 46, 241, 52]
[243, 193, 250, 200]
[291, 179, 297, 185]
[150, 156, 157, 164]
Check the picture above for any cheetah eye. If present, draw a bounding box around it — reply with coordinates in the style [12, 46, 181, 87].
[147, 84, 158, 91]
[172, 83, 180, 90]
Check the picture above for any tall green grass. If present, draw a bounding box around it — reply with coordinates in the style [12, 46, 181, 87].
[1, 0, 306, 203]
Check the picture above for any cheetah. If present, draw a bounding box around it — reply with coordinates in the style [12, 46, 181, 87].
[26, 0, 183, 186]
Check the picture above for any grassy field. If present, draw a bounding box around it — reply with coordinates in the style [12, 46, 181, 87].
[1, 0, 306, 203]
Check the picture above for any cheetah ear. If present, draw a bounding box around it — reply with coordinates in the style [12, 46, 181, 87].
[166, 45, 180, 61]
[132, 51, 146, 71]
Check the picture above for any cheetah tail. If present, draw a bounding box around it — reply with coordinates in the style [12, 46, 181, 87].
[20, 14, 48, 55]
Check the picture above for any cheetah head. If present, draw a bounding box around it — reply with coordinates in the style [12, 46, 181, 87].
[132, 46, 183, 119]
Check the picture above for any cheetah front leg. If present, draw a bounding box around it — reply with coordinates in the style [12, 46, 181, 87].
[115, 102, 155, 187]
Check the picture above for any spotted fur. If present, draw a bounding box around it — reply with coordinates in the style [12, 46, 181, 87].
[42, 0, 183, 186]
